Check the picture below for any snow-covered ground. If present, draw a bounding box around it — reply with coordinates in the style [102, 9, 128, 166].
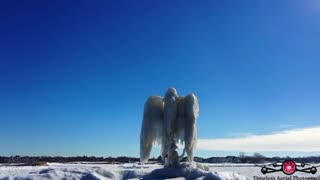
[0, 162, 319, 180]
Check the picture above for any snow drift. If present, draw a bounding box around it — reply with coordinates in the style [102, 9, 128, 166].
[0, 163, 249, 180]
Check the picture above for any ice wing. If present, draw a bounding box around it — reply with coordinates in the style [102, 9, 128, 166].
[183, 94, 199, 162]
[140, 96, 164, 163]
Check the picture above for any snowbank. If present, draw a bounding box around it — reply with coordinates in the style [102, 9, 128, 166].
[0, 162, 248, 180]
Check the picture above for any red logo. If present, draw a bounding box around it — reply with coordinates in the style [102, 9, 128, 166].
[282, 160, 296, 175]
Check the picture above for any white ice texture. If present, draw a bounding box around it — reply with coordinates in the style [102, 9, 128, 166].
[140, 88, 199, 164]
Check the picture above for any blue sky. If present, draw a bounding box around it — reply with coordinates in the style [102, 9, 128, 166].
[1, 1, 320, 158]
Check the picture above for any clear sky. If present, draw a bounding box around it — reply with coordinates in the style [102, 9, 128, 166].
[1, 1, 320, 158]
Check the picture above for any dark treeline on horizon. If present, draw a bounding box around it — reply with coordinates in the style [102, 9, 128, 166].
[1, 153, 320, 164]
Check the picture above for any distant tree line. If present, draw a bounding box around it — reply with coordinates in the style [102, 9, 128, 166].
[0, 156, 154, 164]
[1, 154, 320, 164]
[180, 153, 320, 164]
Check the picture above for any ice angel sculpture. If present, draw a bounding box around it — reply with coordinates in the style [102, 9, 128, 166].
[140, 87, 199, 167]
